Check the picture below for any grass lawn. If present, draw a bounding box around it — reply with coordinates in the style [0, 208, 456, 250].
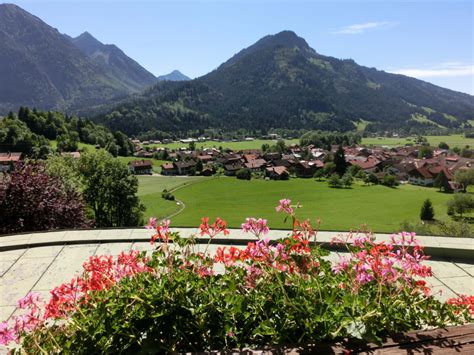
[361, 135, 473, 148]
[158, 177, 468, 233]
[137, 176, 208, 220]
[142, 139, 300, 151]
[49, 140, 97, 150]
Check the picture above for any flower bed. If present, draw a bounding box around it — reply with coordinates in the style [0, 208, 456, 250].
[1, 199, 473, 353]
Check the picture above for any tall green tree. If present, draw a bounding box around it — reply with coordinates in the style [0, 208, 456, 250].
[334, 145, 347, 177]
[77, 150, 144, 227]
[433, 170, 450, 192]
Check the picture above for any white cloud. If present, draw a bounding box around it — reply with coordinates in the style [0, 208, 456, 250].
[333, 21, 396, 35]
[390, 63, 474, 78]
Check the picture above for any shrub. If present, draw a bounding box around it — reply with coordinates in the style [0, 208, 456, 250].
[447, 194, 474, 217]
[0, 163, 89, 234]
[341, 173, 353, 188]
[381, 175, 398, 187]
[236, 168, 252, 180]
[2, 201, 471, 352]
[420, 199, 435, 221]
[161, 189, 175, 201]
[327, 173, 342, 188]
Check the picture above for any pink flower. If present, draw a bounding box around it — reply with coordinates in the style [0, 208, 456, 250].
[241, 218, 269, 238]
[0, 322, 17, 345]
[145, 217, 157, 229]
[332, 256, 351, 274]
[275, 199, 294, 215]
[17, 292, 42, 310]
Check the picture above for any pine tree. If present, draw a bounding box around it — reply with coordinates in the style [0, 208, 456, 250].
[433, 170, 450, 192]
[334, 145, 347, 177]
[420, 199, 435, 221]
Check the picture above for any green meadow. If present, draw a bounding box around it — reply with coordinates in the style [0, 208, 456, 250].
[361, 135, 473, 148]
[137, 176, 468, 233]
[142, 139, 300, 151]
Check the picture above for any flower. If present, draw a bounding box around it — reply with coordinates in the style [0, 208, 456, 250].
[199, 217, 229, 238]
[241, 217, 269, 238]
[145, 217, 157, 230]
[275, 198, 294, 215]
[0, 322, 16, 345]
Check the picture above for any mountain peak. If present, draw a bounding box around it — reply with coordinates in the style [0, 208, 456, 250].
[157, 70, 191, 81]
[72, 31, 104, 54]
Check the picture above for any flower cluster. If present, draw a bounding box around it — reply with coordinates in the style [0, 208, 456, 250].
[199, 217, 229, 238]
[0, 250, 151, 345]
[330, 231, 433, 292]
[148, 218, 171, 244]
[447, 295, 474, 315]
[241, 218, 269, 239]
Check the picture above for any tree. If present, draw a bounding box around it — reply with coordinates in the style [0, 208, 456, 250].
[420, 199, 435, 221]
[438, 142, 449, 150]
[364, 173, 379, 185]
[328, 173, 342, 188]
[275, 139, 286, 154]
[78, 150, 144, 227]
[433, 170, 450, 192]
[447, 194, 474, 217]
[0, 163, 88, 234]
[323, 162, 336, 176]
[381, 175, 398, 188]
[196, 159, 203, 173]
[355, 170, 366, 180]
[56, 133, 79, 152]
[334, 145, 347, 177]
[313, 169, 325, 181]
[341, 173, 353, 188]
[454, 169, 474, 193]
[347, 164, 361, 176]
[236, 168, 251, 180]
[418, 146, 433, 159]
[189, 141, 196, 151]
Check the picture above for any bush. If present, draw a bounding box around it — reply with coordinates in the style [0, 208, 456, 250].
[420, 199, 435, 221]
[161, 189, 175, 201]
[381, 175, 398, 187]
[341, 173, 353, 188]
[447, 194, 474, 217]
[0, 163, 89, 234]
[327, 173, 342, 188]
[3, 202, 471, 352]
[236, 168, 252, 180]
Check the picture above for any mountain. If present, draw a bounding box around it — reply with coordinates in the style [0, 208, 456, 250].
[70, 31, 157, 91]
[100, 30, 474, 135]
[157, 70, 190, 81]
[0, 4, 153, 113]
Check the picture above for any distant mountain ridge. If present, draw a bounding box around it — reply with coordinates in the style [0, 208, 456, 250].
[70, 31, 157, 91]
[99, 30, 474, 135]
[0, 4, 155, 113]
[157, 70, 190, 81]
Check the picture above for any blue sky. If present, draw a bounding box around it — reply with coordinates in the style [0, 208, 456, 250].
[12, 0, 474, 94]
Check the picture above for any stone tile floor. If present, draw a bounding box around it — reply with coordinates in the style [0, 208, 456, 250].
[1, 229, 473, 323]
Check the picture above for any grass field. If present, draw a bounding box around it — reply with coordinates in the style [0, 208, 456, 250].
[137, 176, 472, 233]
[137, 176, 207, 220]
[361, 135, 473, 148]
[142, 139, 300, 151]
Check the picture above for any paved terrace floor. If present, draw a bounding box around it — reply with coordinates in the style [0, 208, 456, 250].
[1, 228, 473, 325]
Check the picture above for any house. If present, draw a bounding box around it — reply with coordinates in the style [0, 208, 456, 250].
[0, 152, 22, 172]
[347, 156, 381, 172]
[244, 159, 267, 172]
[129, 160, 153, 175]
[224, 161, 243, 176]
[295, 161, 322, 178]
[197, 155, 214, 163]
[408, 167, 434, 186]
[175, 160, 197, 175]
[266, 166, 289, 180]
[161, 163, 177, 176]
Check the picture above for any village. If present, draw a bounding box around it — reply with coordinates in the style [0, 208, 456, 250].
[126, 140, 473, 191]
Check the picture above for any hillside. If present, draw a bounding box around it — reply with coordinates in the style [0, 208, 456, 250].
[0, 4, 153, 113]
[100, 31, 474, 135]
[70, 31, 157, 91]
